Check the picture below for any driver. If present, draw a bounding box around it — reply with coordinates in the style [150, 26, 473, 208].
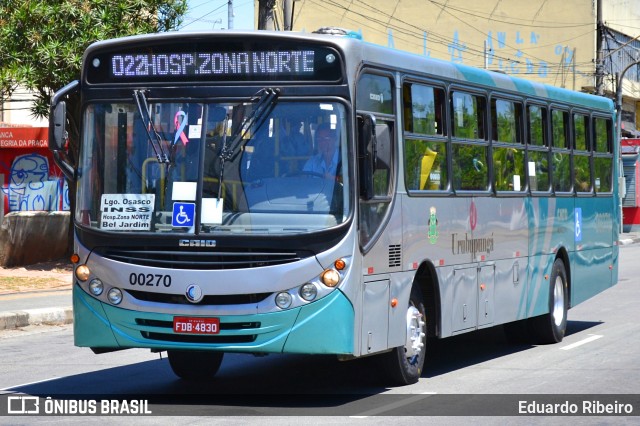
[303, 123, 339, 178]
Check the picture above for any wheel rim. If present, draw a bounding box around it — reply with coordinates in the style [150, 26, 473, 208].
[552, 275, 565, 327]
[404, 305, 425, 363]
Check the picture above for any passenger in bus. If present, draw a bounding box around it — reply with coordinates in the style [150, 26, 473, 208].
[303, 123, 340, 179]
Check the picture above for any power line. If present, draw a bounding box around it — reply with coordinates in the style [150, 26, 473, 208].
[180, 1, 228, 29]
[180, 0, 254, 29]
[426, 0, 595, 28]
[306, 0, 596, 76]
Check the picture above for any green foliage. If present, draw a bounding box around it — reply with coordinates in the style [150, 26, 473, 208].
[493, 146, 524, 191]
[594, 157, 612, 192]
[0, 0, 187, 122]
[404, 138, 447, 190]
[552, 152, 571, 191]
[452, 144, 488, 190]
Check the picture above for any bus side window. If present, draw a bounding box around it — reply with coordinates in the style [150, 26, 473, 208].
[403, 82, 445, 136]
[527, 104, 550, 192]
[593, 117, 613, 193]
[453, 143, 488, 190]
[452, 92, 486, 140]
[402, 82, 447, 191]
[404, 139, 447, 190]
[451, 91, 488, 191]
[492, 98, 525, 192]
[573, 112, 592, 193]
[551, 109, 572, 192]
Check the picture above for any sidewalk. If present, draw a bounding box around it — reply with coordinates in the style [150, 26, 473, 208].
[1, 232, 640, 332]
[0, 259, 73, 331]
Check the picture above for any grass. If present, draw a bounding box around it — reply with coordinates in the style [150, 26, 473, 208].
[0, 276, 71, 293]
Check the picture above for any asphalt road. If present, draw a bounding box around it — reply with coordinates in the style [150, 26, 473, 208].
[1, 244, 639, 423]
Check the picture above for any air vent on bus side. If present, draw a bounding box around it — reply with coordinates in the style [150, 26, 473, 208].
[389, 244, 402, 268]
[94, 247, 312, 270]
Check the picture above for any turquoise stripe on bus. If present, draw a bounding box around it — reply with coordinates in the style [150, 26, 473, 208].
[73, 285, 120, 348]
[75, 287, 354, 354]
[283, 290, 354, 354]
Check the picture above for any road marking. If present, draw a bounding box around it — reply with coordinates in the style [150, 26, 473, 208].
[349, 391, 437, 418]
[560, 334, 603, 351]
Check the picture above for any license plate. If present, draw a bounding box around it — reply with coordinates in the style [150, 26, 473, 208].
[173, 317, 220, 334]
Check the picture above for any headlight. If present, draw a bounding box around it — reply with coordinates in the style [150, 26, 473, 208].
[275, 292, 292, 309]
[299, 283, 318, 301]
[107, 288, 123, 305]
[75, 265, 91, 282]
[320, 269, 340, 287]
[89, 278, 104, 296]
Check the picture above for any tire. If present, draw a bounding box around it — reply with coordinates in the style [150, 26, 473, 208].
[381, 285, 427, 385]
[530, 259, 568, 344]
[167, 350, 224, 380]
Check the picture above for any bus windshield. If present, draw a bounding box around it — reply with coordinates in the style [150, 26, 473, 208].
[76, 100, 350, 235]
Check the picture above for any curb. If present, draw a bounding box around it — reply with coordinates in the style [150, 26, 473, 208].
[619, 237, 640, 245]
[0, 307, 73, 331]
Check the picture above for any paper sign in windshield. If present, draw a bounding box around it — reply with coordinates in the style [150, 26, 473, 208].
[100, 194, 155, 230]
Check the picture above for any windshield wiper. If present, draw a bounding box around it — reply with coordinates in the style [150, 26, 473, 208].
[217, 87, 279, 199]
[133, 90, 170, 163]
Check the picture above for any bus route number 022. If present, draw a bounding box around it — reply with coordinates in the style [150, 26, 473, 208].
[129, 273, 172, 287]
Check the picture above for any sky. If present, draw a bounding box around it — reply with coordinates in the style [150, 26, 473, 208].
[180, 0, 255, 31]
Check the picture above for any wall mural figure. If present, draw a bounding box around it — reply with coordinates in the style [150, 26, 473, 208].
[2, 153, 65, 212]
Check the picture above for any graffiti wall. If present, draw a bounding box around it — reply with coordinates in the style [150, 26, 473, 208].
[0, 127, 69, 214]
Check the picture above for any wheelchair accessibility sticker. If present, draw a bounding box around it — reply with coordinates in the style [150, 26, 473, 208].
[172, 202, 195, 227]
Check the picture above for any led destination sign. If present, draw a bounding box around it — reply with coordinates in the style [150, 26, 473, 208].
[112, 50, 315, 78]
[87, 43, 342, 83]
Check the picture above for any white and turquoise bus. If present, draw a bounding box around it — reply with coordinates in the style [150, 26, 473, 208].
[49, 29, 619, 385]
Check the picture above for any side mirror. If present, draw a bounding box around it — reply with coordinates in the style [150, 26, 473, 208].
[374, 123, 391, 171]
[48, 80, 79, 181]
[49, 101, 67, 151]
[357, 114, 376, 200]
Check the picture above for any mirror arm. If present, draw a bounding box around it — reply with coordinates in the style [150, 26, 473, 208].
[49, 80, 79, 181]
[53, 150, 76, 181]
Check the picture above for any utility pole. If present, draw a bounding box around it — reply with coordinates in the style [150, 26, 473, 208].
[595, 0, 604, 95]
[258, 0, 277, 30]
[283, 0, 293, 30]
[228, 0, 233, 30]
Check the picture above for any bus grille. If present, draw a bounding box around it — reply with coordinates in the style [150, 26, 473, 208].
[140, 331, 257, 344]
[137, 319, 259, 344]
[95, 247, 308, 270]
[126, 289, 271, 305]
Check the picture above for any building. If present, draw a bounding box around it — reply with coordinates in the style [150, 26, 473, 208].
[269, 0, 640, 135]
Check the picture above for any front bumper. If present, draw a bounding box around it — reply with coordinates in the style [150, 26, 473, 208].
[73, 283, 354, 355]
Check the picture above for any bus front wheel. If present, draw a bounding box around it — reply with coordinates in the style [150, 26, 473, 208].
[530, 259, 568, 344]
[382, 285, 427, 385]
[167, 350, 224, 380]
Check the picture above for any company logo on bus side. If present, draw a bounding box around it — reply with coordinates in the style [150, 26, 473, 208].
[179, 239, 216, 247]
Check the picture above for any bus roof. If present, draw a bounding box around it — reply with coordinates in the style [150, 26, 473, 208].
[83, 30, 613, 112]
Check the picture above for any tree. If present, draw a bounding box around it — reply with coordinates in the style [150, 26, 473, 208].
[0, 0, 187, 252]
[0, 0, 187, 136]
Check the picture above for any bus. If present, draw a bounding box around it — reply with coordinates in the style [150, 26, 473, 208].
[49, 29, 619, 385]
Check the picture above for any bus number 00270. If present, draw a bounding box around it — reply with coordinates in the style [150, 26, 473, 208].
[129, 273, 172, 287]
